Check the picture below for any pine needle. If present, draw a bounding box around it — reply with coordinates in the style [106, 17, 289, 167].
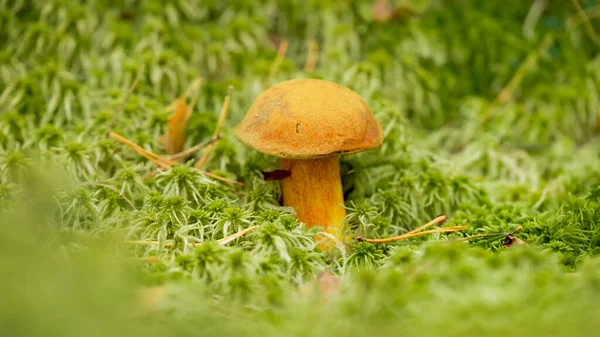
[195, 85, 233, 169]
[169, 135, 221, 161]
[107, 132, 176, 169]
[404, 214, 448, 236]
[358, 226, 468, 243]
[217, 225, 259, 245]
[453, 233, 503, 242]
[203, 172, 245, 186]
[357, 214, 467, 243]
[108, 132, 243, 186]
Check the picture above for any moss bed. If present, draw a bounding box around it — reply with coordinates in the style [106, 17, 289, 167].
[2, 1, 600, 336]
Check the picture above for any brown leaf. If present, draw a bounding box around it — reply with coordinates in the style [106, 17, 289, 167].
[262, 169, 291, 181]
[503, 235, 526, 248]
[160, 97, 190, 156]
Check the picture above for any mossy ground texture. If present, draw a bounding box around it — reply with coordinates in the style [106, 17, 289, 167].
[3, 1, 600, 336]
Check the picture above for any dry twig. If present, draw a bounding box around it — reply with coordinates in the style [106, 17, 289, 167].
[170, 135, 220, 161]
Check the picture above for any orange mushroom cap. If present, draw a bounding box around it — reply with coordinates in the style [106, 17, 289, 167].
[234, 78, 383, 159]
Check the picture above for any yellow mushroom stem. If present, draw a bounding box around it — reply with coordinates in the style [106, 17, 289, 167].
[280, 155, 346, 241]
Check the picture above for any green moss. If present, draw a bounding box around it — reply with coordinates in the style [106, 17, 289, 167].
[3, 0, 600, 336]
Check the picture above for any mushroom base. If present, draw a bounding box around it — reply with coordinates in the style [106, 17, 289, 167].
[280, 155, 346, 240]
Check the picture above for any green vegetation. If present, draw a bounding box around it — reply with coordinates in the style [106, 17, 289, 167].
[2, 0, 600, 336]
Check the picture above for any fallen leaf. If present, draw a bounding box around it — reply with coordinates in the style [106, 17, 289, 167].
[503, 235, 526, 248]
[160, 97, 189, 156]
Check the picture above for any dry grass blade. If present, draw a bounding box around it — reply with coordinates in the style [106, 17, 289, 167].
[109, 132, 242, 186]
[169, 135, 221, 161]
[161, 78, 203, 158]
[358, 226, 468, 243]
[356, 214, 466, 243]
[195, 85, 233, 169]
[202, 172, 245, 186]
[453, 226, 526, 247]
[404, 214, 448, 236]
[107, 132, 176, 169]
[453, 233, 502, 242]
[217, 225, 259, 245]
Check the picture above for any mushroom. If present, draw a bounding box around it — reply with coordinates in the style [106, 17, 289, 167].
[234, 78, 383, 241]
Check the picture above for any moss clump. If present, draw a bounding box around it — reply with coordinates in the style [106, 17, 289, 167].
[3, 0, 600, 336]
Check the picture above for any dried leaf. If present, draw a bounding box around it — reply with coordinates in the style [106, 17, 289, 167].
[195, 86, 233, 169]
[503, 235, 526, 247]
[160, 97, 189, 156]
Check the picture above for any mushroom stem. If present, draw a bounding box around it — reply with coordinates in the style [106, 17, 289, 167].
[280, 155, 346, 240]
